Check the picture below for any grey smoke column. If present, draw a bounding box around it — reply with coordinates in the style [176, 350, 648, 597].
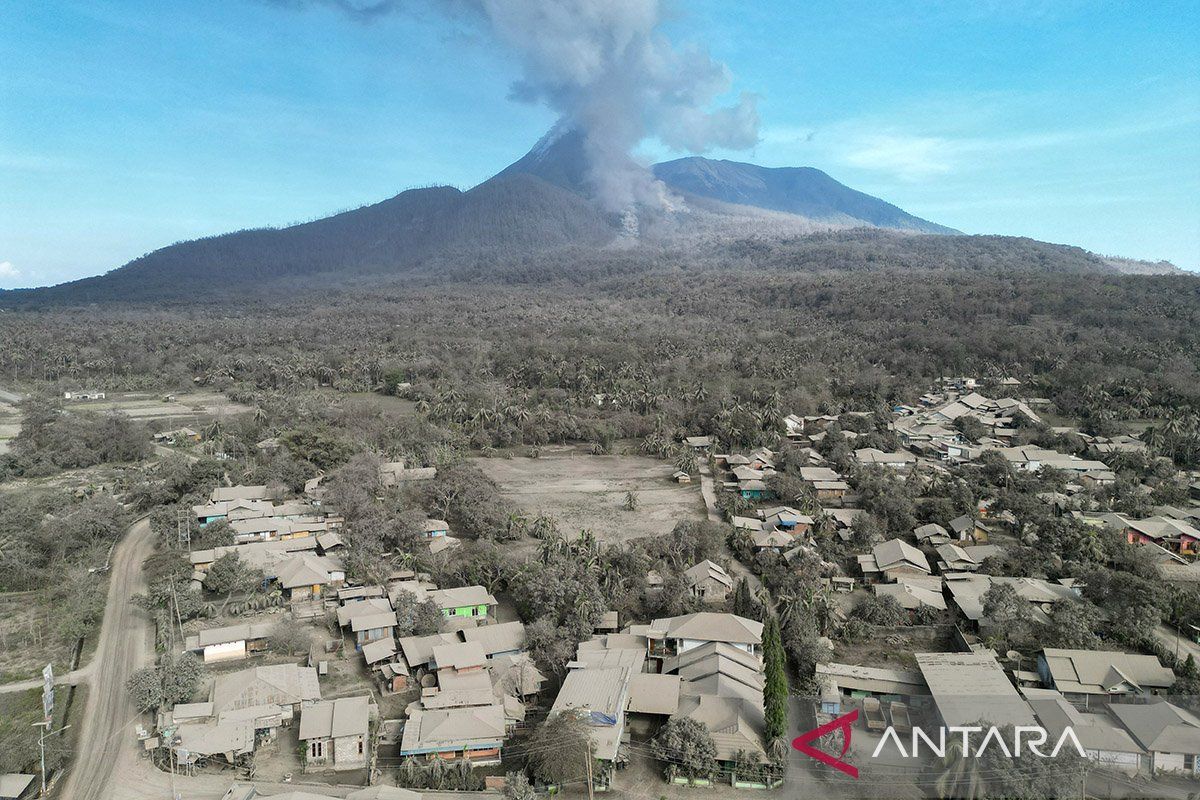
[478, 0, 759, 212]
[267, 0, 760, 212]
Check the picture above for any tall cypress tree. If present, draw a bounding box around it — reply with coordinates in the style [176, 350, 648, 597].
[762, 615, 789, 743]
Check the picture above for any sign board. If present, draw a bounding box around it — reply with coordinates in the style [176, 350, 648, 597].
[42, 662, 54, 721]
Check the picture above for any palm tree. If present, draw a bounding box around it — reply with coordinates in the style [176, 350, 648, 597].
[933, 741, 986, 799]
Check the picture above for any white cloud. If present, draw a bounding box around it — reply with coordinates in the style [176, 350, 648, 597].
[842, 134, 956, 181]
[0, 261, 21, 281]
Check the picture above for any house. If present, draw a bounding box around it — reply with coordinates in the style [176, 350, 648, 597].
[399, 705, 506, 763]
[857, 539, 931, 583]
[1108, 701, 1200, 775]
[423, 519, 450, 539]
[1022, 688, 1142, 774]
[154, 427, 201, 446]
[934, 543, 981, 573]
[210, 485, 271, 503]
[300, 696, 373, 771]
[63, 390, 105, 401]
[798, 467, 849, 503]
[684, 560, 734, 603]
[551, 668, 631, 764]
[337, 598, 397, 651]
[916, 651, 1036, 729]
[736, 477, 772, 500]
[461, 621, 527, 658]
[677, 693, 766, 764]
[316, 532, 344, 555]
[645, 612, 763, 664]
[380, 461, 437, 487]
[362, 638, 406, 691]
[427, 586, 498, 625]
[758, 506, 814, 535]
[276, 554, 345, 600]
[750, 528, 795, 553]
[184, 622, 273, 663]
[684, 435, 715, 450]
[945, 574, 1077, 629]
[854, 448, 917, 470]
[874, 577, 946, 614]
[397, 632, 461, 672]
[1120, 516, 1200, 556]
[948, 514, 989, 543]
[210, 664, 322, 722]
[1038, 648, 1175, 704]
[914, 523, 951, 546]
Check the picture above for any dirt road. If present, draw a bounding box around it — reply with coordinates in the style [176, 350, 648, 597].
[59, 517, 158, 800]
[698, 463, 764, 597]
[1156, 624, 1200, 663]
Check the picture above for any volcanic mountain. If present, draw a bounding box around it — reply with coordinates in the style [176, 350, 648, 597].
[1, 125, 1178, 304]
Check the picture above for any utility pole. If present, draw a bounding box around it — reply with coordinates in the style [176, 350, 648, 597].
[31, 721, 70, 797]
[176, 508, 190, 551]
[584, 743, 594, 800]
[169, 581, 186, 647]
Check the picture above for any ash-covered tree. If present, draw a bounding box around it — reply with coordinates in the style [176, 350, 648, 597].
[204, 552, 260, 597]
[852, 593, 910, 627]
[1041, 600, 1102, 649]
[269, 619, 311, 656]
[525, 711, 593, 787]
[652, 717, 718, 782]
[393, 589, 443, 637]
[981, 582, 1037, 648]
[127, 652, 204, 712]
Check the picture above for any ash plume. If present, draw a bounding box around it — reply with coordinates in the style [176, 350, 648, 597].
[264, 0, 760, 213]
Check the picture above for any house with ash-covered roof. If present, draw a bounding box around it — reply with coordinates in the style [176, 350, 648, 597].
[857, 539, 931, 583]
[684, 560, 734, 603]
[1038, 648, 1175, 704]
[1107, 701, 1200, 775]
[300, 695, 374, 771]
[1022, 687, 1143, 774]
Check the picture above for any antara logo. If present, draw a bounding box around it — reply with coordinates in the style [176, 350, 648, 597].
[792, 711, 1087, 779]
[791, 709, 859, 778]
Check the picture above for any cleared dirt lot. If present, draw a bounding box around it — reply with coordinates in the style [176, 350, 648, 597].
[75, 391, 251, 423]
[474, 446, 706, 546]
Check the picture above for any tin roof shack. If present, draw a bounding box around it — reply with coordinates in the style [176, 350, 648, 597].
[184, 622, 273, 663]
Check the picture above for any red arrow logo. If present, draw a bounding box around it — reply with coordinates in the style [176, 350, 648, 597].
[791, 709, 859, 778]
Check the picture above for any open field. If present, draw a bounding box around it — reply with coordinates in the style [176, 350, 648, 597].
[0, 398, 18, 454]
[0, 593, 84, 683]
[69, 391, 252, 424]
[474, 446, 705, 546]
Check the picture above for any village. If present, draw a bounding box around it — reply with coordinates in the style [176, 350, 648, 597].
[2, 367, 1200, 800]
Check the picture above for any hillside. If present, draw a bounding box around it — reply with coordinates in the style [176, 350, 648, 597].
[653, 157, 956, 234]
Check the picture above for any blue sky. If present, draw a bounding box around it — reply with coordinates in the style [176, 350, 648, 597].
[1, 0, 1198, 288]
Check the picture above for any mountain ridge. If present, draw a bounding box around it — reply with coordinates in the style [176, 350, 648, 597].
[1, 125, 1182, 303]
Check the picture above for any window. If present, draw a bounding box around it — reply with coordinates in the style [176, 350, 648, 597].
[358, 739, 364, 755]
[1185, 754, 1195, 772]
[311, 740, 324, 759]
